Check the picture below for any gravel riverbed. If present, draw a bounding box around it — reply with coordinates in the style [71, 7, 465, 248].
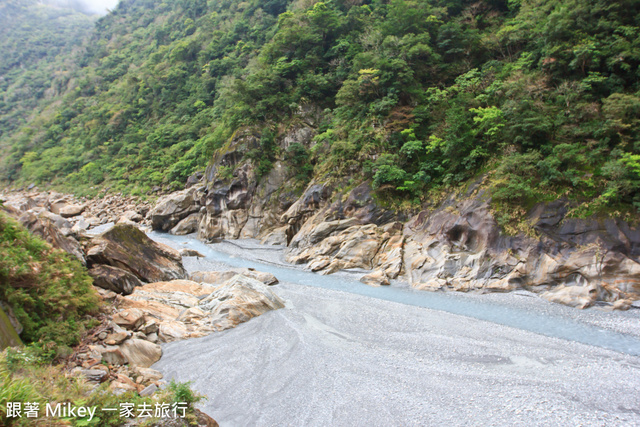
[151, 235, 640, 427]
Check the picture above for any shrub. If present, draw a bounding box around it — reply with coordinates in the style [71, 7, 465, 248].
[0, 212, 100, 356]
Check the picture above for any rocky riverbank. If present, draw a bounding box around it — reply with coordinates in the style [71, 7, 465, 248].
[3, 184, 640, 310]
[0, 189, 288, 425]
[151, 236, 640, 426]
[3, 187, 640, 425]
[141, 175, 640, 310]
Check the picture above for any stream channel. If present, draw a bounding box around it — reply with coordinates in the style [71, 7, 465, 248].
[150, 232, 640, 426]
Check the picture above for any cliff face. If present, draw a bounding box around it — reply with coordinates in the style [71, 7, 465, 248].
[147, 124, 640, 310]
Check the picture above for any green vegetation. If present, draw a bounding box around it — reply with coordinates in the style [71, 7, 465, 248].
[0, 0, 95, 141]
[0, 211, 100, 357]
[0, 348, 205, 426]
[1, 0, 640, 218]
[0, 211, 206, 426]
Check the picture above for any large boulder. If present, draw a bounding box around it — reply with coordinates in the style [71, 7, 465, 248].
[542, 284, 598, 309]
[148, 188, 200, 231]
[89, 265, 143, 295]
[260, 225, 288, 246]
[18, 210, 85, 264]
[199, 275, 285, 331]
[190, 268, 279, 286]
[119, 276, 285, 342]
[170, 213, 200, 235]
[119, 339, 162, 368]
[59, 204, 86, 218]
[120, 210, 143, 223]
[86, 224, 186, 282]
[112, 308, 146, 330]
[360, 270, 391, 287]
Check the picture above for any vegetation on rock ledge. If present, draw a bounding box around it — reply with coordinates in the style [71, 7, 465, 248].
[0, 210, 100, 356]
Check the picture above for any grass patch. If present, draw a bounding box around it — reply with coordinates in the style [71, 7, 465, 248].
[0, 347, 206, 426]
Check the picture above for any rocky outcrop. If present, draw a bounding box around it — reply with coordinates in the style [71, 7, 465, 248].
[199, 275, 286, 331]
[148, 188, 201, 232]
[170, 213, 200, 235]
[86, 224, 187, 283]
[119, 276, 284, 341]
[196, 126, 312, 242]
[190, 268, 279, 286]
[89, 264, 143, 295]
[286, 218, 405, 279]
[198, 162, 259, 241]
[18, 209, 86, 263]
[402, 194, 640, 307]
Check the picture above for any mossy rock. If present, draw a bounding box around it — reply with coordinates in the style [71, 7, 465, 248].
[87, 224, 186, 283]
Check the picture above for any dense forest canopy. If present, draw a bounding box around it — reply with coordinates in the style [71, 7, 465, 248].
[1, 0, 639, 218]
[0, 0, 96, 139]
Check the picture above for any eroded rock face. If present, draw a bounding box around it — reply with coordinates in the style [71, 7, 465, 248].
[286, 220, 404, 279]
[271, 183, 640, 308]
[198, 162, 270, 241]
[402, 194, 640, 307]
[148, 188, 201, 232]
[86, 224, 186, 283]
[195, 125, 317, 241]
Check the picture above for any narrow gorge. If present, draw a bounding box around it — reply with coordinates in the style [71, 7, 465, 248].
[2, 0, 640, 425]
[3, 182, 640, 425]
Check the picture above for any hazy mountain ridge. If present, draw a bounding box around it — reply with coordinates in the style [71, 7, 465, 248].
[0, 0, 95, 142]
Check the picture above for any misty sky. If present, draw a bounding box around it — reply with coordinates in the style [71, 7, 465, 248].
[46, 0, 120, 15]
[79, 0, 119, 14]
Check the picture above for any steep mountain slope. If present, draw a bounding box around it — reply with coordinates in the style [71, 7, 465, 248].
[1, 0, 288, 195]
[0, 0, 96, 141]
[1, 0, 640, 221]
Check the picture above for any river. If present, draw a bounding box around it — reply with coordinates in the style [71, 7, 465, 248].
[150, 232, 640, 426]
